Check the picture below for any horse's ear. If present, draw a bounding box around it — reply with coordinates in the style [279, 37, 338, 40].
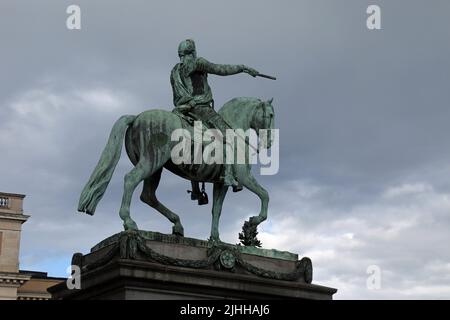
[267, 97, 274, 104]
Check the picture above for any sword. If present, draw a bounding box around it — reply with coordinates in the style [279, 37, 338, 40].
[256, 73, 276, 80]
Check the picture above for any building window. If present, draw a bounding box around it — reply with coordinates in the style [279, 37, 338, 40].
[0, 196, 9, 208]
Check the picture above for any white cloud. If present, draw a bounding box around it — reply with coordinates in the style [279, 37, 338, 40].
[0, 85, 141, 167]
[383, 183, 434, 199]
[255, 180, 450, 299]
[76, 88, 126, 112]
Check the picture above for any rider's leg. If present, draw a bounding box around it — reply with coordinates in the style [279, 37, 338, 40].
[223, 163, 238, 187]
[188, 180, 208, 205]
[207, 114, 240, 188]
[223, 140, 242, 191]
[221, 134, 239, 188]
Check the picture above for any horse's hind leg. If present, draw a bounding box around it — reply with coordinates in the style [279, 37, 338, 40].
[140, 168, 185, 236]
[119, 158, 153, 231]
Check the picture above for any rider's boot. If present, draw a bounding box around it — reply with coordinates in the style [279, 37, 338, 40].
[188, 181, 208, 205]
[189, 181, 201, 201]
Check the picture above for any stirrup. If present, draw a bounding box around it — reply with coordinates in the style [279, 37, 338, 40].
[198, 192, 208, 205]
[198, 182, 208, 205]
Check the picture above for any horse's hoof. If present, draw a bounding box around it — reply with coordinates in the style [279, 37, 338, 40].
[172, 224, 184, 237]
[208, 236, 221, 244]
[249, 216, 258, 225]
[123, 219, 138, 231]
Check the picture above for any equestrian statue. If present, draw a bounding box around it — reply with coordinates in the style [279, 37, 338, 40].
[77, 39, 276, 246]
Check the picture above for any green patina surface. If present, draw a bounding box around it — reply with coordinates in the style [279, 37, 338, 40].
[91, 230, 298, 261]
[77, 39, 276, 247]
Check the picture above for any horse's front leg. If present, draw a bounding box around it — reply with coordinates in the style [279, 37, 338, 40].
[236, 167, 269, 245]
[245, 178, 269, 224]
[210, 182, 228, 242]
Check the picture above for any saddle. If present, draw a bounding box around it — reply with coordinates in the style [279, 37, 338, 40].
[174, 110, 223, 147]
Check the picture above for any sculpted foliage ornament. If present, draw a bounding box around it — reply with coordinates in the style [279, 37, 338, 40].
[72, 231, 313, 283]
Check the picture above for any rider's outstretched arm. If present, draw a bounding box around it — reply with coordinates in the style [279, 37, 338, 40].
[196, 57, 258, 77]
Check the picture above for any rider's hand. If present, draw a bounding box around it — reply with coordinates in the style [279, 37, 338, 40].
[243, 66, 259, 77]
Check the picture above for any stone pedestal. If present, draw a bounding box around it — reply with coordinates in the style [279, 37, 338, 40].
[49, 231, 337, 300]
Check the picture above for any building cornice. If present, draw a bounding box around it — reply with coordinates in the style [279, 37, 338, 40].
[17, 292, 51, 300]
[0, 192, 26, 199]
[0, 212, 30, 223]
[0, 272, 31, 288]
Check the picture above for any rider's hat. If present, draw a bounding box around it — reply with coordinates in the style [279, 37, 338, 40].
[178, 39, 196, 57]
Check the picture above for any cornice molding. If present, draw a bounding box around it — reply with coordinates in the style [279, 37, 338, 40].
[0, 273, 31, 288]
[0, 192, 26, 199]
[0, 212, 30, 223]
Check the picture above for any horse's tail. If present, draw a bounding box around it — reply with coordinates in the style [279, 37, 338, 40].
[77, 115, 136, 215]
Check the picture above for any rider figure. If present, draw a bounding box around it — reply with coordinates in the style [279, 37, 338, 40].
[170, 39, 259, 202]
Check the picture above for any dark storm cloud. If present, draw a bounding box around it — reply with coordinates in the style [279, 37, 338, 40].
[1, 0, 450, 298]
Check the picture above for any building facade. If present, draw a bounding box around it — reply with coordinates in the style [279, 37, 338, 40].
[0, 192, 64, 300]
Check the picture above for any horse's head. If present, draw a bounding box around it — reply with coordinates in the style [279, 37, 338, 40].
[251, 98, 275, 150]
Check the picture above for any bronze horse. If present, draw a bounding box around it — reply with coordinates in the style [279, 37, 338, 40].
[78, 97, 275, 242]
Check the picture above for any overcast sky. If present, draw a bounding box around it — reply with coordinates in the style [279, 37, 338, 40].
[1, 0, 450, 299]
